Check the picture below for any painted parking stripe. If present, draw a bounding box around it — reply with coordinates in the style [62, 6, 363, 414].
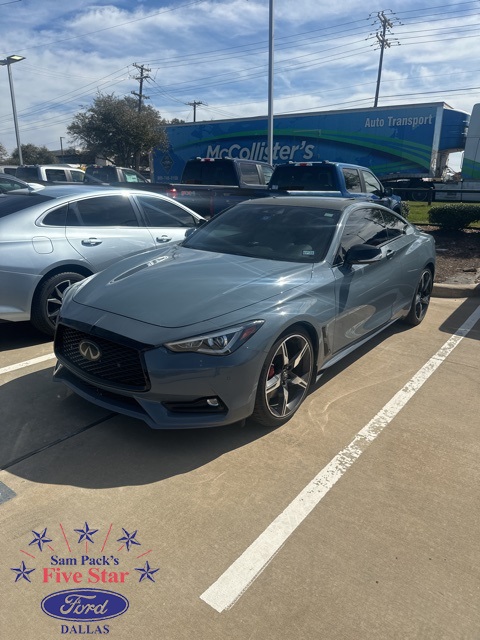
[0, 353, 55, 377]
[200, 305, 480, 612]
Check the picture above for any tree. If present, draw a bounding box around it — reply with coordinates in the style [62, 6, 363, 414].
[9, 144, 57, 164]
[0, 142, 8, 163]
[67, 93, 168, 167]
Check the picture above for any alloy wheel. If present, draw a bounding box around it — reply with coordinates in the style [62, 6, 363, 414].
[414, 269, 433, 321]
[264, 333, 313, 419]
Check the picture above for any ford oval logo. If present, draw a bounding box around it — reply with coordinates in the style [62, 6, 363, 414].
[41, 588, 129, 622]
[78, 339, 102, 362]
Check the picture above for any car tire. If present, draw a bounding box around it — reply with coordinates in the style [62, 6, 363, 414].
[402, 268, 433, 326]
[251, 328, 314, 428]
[31, 271, 85, 336]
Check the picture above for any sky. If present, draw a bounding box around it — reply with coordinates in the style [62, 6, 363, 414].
[1, 0, 479, 171]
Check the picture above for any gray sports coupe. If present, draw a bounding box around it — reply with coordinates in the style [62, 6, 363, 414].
[53, 196, 435, 429]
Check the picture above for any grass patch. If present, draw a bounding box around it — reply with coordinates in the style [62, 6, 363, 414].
[405, 201, 429, 223]
[403, 201, 480, 228]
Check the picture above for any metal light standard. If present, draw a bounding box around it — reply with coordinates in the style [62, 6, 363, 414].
[0, 55, 25, 165]
[267, 0, 274, 165]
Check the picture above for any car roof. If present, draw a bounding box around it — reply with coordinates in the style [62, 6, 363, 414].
[242, 195, 360, 210]
[19, 185, 164, 199]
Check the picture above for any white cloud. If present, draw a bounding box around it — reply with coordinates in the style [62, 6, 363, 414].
[1, 0, 479, 154]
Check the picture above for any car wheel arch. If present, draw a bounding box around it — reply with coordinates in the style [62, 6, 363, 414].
[30, 265, 94, 335]
[33, 264, 93, 300]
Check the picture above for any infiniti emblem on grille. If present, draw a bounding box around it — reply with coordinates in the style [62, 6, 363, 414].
[78, 339, 102, 362]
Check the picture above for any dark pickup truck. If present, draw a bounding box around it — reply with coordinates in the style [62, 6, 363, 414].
[153, 157, 274, 218]
[268, 161, 402, 214]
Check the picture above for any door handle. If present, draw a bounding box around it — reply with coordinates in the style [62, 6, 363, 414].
[156, 235, 172, 243]
[81, 238, 102, 246]
[385, 248, 395, 259]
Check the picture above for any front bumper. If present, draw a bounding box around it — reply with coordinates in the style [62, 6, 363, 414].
[53, 321, 267, 429]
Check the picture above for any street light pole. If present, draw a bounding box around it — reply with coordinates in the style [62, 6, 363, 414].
[267, 0, 274, 165]
[0, 55, 25, 165]
[60, 137, 65, 159]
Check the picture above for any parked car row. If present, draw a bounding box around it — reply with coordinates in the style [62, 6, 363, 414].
[0, 172, 435, 431]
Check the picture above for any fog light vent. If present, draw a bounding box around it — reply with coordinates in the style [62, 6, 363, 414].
[163, 397, 226, 414]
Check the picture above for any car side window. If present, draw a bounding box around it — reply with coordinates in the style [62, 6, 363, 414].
[335, 208, 387, 263]
[123, 169, 144, 183]
[261, 165, 273, 184]
[70, 170, 85, 182]
[382, 209, 407, 240]
[342, 168, 362, 192]
[45, 169, 67, 182]
[41, 205, 68, 226]
[361, 170, 383, 195]
[0, 176, 20, 192]
[67, 196, 140, 227]
[239, 163, 261, 185]
[135, 195, 196, 227]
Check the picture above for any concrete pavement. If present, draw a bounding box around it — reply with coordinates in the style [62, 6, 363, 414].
[0, 297, 479, 639]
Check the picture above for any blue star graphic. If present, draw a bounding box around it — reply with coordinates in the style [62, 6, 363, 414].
[117, 528, 141, 552]
[11, 561, 35, 583]
[135, 560, 159, 583]
[74, 522, 99, 544]
[29, 527, 52, 551]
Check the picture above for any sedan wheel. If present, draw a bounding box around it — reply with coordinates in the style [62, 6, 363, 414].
[252, 329, 313, 427]
[31, 271, 85, 336]
[403, 268, 433, 326]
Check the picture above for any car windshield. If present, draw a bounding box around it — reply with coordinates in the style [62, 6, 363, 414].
[182, 201, 341, 263]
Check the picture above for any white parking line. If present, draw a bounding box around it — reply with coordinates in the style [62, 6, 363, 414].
[0, 353, 55, 377]
[200, 305, 480, 613]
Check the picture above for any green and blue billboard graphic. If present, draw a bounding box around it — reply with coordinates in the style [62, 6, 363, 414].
[153, 103, 468, 181]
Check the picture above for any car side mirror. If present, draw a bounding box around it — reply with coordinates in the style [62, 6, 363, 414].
[345, 243, 383, 264]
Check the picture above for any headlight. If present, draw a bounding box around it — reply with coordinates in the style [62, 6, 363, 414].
[164, 320, 264, 355]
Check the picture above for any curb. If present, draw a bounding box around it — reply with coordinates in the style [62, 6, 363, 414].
[432, 282, 480, 298]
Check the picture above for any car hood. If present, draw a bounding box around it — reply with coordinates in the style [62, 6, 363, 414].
[72, 246, 313, 328]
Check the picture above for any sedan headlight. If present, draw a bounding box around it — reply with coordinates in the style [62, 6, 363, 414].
[164, 320, 264, 355]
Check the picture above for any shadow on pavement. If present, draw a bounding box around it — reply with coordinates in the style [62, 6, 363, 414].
[437, 297, 480, 340]
[0, 321, 52, 352]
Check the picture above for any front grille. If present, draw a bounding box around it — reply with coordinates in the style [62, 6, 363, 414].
[55, 325, 150, 391]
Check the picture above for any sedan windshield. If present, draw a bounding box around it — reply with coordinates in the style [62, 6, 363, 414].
[183, 201, 341, 263]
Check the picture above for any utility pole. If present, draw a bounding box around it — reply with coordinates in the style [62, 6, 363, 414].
[187, 101, 205, 122]
[131, 63, 151, 171]
[131, 63, 151, 113]
[373, 11, 395, 108]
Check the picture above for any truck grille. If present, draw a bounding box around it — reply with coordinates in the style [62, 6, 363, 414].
[55, 325, 150, 391]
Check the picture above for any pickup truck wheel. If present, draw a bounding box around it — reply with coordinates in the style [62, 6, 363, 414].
[251, 329, 313, 428]
[31, 271, 85, 336]
[402, 268, 433, 326]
